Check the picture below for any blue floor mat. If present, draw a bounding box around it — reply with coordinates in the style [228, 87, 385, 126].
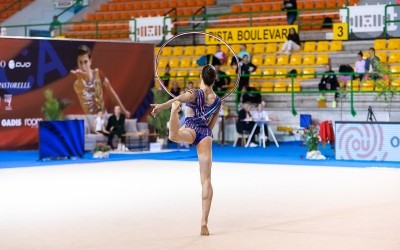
[0, 142, 399, 169]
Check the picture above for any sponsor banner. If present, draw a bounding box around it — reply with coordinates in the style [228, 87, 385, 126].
[0, 37, 154, 150]
[335, 122, 400, 161]
[205, 25, 298, 44]
[53, 0, 89, 8]
[340, 4, 399, 38]
[130, 16, 173, 42]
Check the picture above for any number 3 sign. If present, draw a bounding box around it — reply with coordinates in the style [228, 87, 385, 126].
[333, 23, 348, 40]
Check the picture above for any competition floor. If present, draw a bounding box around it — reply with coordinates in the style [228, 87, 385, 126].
[0, 159, 399, 250]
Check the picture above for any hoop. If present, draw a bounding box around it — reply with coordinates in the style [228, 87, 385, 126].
[155, 31, 241, 101]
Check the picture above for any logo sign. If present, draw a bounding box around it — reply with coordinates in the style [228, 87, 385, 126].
[131, 16, 173, 42]
[335, 122, 400, 161]
[8, 60, 31, 69]
[205, 25, 298, 44]
[340, 4, 398, 34]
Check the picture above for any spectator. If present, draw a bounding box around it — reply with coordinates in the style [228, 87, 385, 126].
[70, 45, 130, 117]
[170, 81, 181, 99]
[213, 64, 231, 97]
[365, 47, 381, 80]
[106, 106, 127, 151]
[214, 44, 227, 64]
[94, 111, 108, 136]
[250, 102, 270, 144]
[237, 54, 257, 102]
[187, 81, 194, 89]
[354, 51, 365, 81]
[49, 15, 61, 35]
[319, 64, 339, 100]
[236, 103, 258, 147]
[242, 85, 262, 104]
[279, 28, 300, 55]
[238, 44, 251, 61]
[282, 0, 297, 25]
[161, 64, 171, 88]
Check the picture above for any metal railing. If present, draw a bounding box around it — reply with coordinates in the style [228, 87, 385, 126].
[162, 6, 350, 42]
[158, 71, 399, 117]
[384, 4, 400, 39]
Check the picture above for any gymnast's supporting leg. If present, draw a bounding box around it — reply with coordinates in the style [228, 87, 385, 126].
[197, 136, 213, 236]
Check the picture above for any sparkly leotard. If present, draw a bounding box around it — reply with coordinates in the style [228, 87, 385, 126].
[185, 89, 221, 145]
[73, 69, 105, 114]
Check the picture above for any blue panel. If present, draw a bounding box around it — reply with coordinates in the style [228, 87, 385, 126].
[300, 114, 312, 129]
[39, 120, 84, 159]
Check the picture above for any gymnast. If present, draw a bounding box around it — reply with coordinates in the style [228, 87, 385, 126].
[151, 64, 222, 236]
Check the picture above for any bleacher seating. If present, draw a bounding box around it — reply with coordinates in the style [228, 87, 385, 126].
[0, 0, 33, 21]
[65, 0, 216, 39]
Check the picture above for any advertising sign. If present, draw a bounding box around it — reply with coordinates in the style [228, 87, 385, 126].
[131, 16, 173, 42]
[336, 122, 400, 161]
[340, 4, 399, 38]
[0, 37, 154, 150]
[205, 25, 298, 44]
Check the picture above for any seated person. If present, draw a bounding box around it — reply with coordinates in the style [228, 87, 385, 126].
[214, 44, 227, 64]
[213, 64, 231, 97]
[94, 110, 108, 136]
[365, 47, 381, 80]
[170, 81, 181, 99]
[279, 28, 300, 55]
[318, 63, 339, 100]
[242, 86, 262, 104]
[187, 81, 194, 89]
[251, 102, 270, 143]
[236, 103, 258, 147]
[106, 106, 127, 151]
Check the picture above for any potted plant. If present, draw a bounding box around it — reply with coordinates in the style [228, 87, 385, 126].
[317, 94, 326, 108]
[147, 87, 171, 146]
[370, 62, 397, 121]
[304, 125, 326, 160]
[93, 143, 111, 159]
[41, 89, 63, 120]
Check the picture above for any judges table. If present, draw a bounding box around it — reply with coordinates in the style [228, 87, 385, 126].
[245, 120, 279, 148]
[335, 121, 400, 161]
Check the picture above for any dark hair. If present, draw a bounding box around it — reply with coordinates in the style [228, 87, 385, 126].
[201, 64, 217, 86]
[77, 45, 91, 59]
[358, 51, 363, 57]
[369, 47, 375, 53]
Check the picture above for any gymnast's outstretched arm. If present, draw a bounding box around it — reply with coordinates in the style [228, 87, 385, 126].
[151, 90, 196, 117]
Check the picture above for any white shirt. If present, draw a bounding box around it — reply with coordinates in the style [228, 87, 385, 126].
[95, 116, 104, 131]
[251, 110, 269, 121]
[355, 59, 366, 73]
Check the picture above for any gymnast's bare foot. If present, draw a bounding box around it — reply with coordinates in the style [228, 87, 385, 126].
[171, 101, 181, 112]
[200, 222, 209, 236]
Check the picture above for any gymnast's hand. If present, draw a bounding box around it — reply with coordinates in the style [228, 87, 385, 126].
[70, 69, 89, 80]
[150, 104, 162, 117]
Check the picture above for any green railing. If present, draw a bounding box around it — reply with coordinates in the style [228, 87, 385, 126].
[162, 6, 350, 40]
[160, 71, 399, 117]
[384, 4, 400, 39]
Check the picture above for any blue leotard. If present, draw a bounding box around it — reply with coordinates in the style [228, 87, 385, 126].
[184, 89, 221, 145]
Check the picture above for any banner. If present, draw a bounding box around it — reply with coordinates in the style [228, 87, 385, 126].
[0, 37, 154, 150]
[130, 16, 173, 42]
[336, 122, 400, 161]
[340, 4, 399, 39]
[205, 25, 298, 44]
